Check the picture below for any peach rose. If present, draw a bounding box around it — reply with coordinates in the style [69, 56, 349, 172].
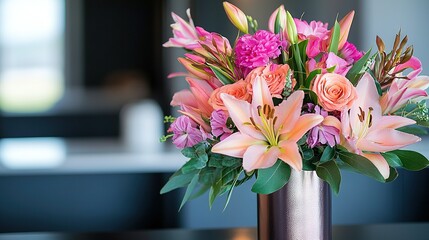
[245, 64, 296, 98]
[209, 80, 251, 111]
[311, 73, 357, 111]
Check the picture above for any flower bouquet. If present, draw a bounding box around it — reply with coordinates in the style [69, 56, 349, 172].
[160, 1, 429, 213]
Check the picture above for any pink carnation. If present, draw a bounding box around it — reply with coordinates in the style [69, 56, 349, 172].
[295, 19, 329, 58]
[295, 19, 329, 40]
[170, 116, 204, 149]
[308, 52, 351, 76]
[210, 110, 233, 140]
[235, 30, 286, 72]
[340, 42, 363, 64]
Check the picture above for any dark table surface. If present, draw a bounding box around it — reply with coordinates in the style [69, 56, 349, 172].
[0, 223, 428, 240]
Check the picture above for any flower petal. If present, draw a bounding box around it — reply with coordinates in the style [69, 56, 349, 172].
[212, 132, 265, 158]
[323, 115, 341, 130]
[362, 153, 390, 179]
[278, 140, 303, 171]
[252, 76, 274, 110]
[243, 145, 280, 171]
[221, 93, 266, 140]
[276, 90, 305, 133]
[371, 115, 416, 130]
[284, 113, 323, 141]
[358, 129, 421, 152]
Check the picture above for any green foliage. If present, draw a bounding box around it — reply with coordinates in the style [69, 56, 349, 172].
[160, 143, 252, 210]
[338, 151, 385, 182]
[389, 150, 429, 171]
[208, 64, 235, 85]
[345, 50, 373, 85]
[288, 40, 308, 86]
[251, 160, 291, 194]
[320, 146, 335, 163]
[328, 21, 340, 54]
[316, 160, 341, 194]
[304, 69, 321, 89]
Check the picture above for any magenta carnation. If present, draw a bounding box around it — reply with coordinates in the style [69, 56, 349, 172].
[170, 116, 203, 149]
[235, 30, 286, 71]
[340, 42, 363, 64]
[210, 110, 233, 140]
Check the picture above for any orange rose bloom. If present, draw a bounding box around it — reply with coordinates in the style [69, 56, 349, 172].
[209, 80, 252, 111]
[245, 64, 295, 98]
[311, 73, 357, 111]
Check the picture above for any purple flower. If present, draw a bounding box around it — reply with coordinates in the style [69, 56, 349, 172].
[235, 30, 286, 72]
[306, 105, 340, 148]
[170, 116, 203, 149]
[339, 42, 363, 64]
[210, 110, 233, 140]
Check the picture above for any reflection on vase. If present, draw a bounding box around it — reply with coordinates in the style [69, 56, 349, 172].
[258, 170, 332, 240]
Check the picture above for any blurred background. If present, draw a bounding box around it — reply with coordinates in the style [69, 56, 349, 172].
[0, 0, 428, 233]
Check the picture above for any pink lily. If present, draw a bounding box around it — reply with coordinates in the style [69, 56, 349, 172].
[380, 75, 429, 114]
[341, 73, 421, 179]
[392, 56, 422, 80]
[338, 10, 354, 50]
[211, 77, 323, 172]
[163, 9, 199, 50]
[171, 77, 215, 131]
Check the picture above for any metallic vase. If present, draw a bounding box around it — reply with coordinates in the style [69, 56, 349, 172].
[257, 170, 332, 240]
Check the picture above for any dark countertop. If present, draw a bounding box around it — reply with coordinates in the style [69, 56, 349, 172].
[0, 223, 428, 240]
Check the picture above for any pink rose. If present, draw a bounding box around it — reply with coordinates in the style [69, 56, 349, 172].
[208, 80, 251, 111]
[311, 73, 357, 112]
[245, 64, 296, 98]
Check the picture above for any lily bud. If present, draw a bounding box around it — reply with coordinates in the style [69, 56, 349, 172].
[338, 10, 355, 50]
[223, 2, 248, 34]
[286, 11, 298, 44]
[268, 5, 286, 34]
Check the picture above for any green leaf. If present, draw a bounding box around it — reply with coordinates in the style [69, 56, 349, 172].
[374, 78, 383, 96]
[416, 120, 429, 127]
[390, 150, 429, 171]
[302, 147, 314, 160]
[221, 156, 242, 168]
[397, 125, 428, 135]
[222, 167, 237, 185]
[385, 167, 398, 183]
[209, 180, 222, 209]
[320, 146, 335, 163]
[179, 173, 199, 210]
[181, 147, 197, 158]
[304, 69, 321, 88]
[316, 160, 341, 194]
[182, 158, 207, 174]
[345, 50, 372, 85]
[381, 152, 402, 168]
[328, 20, 340, 54]
[308, 90, 319, 105]
[189, 184, 211, 201]
[223, 170, 243, 211]
[160, 170, 197, 194]
[338, 151, 385, 182]
[326, 65, 336, 73]
[274, 10, 282, 34]
[251, 160, 291, 194]
[208, 65, 234, 85]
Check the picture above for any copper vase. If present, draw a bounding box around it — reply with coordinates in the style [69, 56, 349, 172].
[257, 170, 332, 240]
